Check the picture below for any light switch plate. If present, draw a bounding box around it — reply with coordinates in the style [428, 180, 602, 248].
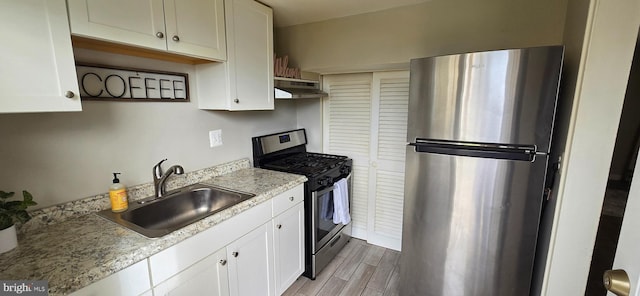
[209, 129, 223, 147]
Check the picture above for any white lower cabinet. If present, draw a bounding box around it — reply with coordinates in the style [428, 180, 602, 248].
[273, 202, 305, 295]
[153, 247, 229, 296]
[227, 222, 276, 296]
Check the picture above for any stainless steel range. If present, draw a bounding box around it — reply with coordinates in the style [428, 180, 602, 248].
[252, 129, 353, 279]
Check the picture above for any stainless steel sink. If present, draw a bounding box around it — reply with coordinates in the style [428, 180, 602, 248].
[97, 184, 255, 238]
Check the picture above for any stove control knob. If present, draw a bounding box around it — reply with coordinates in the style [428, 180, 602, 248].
[318, 177, 332, 187]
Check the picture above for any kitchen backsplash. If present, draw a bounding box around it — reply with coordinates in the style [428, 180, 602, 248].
[18, 158, 251, 235]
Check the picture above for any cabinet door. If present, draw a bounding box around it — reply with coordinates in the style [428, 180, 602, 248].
[67, 0, 166, 51]
[227, 222, 276, 296]
[164, 0, 226, 61]
[227, 0, 274, 110]
[153, 248, 229, 296]
[0, 0, 81, 113]
[273, 202, 305, 295]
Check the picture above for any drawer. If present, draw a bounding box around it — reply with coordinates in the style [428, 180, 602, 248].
[272, 185, 304, 217]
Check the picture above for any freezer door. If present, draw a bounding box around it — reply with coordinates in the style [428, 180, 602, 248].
[407, 46, 563, 153]
[399, 147, 548, 296]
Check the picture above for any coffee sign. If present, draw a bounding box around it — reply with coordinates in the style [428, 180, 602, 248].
[76, 64, 189, 102]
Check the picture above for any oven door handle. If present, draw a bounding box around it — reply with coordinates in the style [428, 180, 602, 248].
[312, 173, 351, 201]
[345, 173, 352, 182]
[312, 172, 352, 214]
[345, 173, 352, 214]
[316, 185, 335, 196]
[315, 173, 352, 196]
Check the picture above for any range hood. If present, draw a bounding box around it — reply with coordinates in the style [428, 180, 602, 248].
[274, 77, 328, 99]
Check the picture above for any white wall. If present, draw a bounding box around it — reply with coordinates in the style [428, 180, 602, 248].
[531, 0, 591, 294]
[541, 0, 640, 294]
[275, 0, 568, 74]
[295, 100, 323, 152]
[0, 49, 298, 208]
[294, 71, 324, 153]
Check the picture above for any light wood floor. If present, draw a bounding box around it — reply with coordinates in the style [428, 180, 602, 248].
[283, 238, 400, 296]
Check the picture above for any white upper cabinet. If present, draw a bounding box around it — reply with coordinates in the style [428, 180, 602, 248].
[164, 0, 226, 60]
[196, 0, 274, 111]
[228, 0, 273, 110]
[0, 0, 82, 113]
[67, 0, 226, 61]
[67, 0, 166, 51]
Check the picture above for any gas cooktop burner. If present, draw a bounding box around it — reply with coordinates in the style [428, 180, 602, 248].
[262, 152, 348, 176]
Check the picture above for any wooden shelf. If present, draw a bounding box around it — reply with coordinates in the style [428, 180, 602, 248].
[71, 36, 216, 65]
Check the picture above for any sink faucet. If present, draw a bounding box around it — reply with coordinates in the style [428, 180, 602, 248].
[153, 159, 185, 198]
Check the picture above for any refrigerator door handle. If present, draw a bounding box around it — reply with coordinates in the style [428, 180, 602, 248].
[409, 138, 538, 162]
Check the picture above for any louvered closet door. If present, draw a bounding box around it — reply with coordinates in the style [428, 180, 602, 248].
[323, 73, 373, 239]
[368, 72, 409, 250]
[323, 71, 409, 251]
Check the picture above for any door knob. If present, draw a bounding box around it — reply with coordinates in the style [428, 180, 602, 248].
[232, 251, 239, 257]
[219, 259, 227, 266]
[603, 269, 630, 296]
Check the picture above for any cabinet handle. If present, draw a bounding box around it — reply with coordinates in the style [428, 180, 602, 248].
[289, 196, 294, 201]
[156, 32, 164, 39]
[277, 224, 282, 229]
[65, 91, 75, 98]
[234, 98, 240, 103]
[232, 252, 239, 257]
[172, 35, 180, 42]
[219, 259, 227, 266]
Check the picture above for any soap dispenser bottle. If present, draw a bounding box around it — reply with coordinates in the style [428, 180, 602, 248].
[109, 173, 128, 212]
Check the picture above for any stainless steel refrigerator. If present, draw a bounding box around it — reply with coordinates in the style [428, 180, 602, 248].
[399, 46, 564, 296]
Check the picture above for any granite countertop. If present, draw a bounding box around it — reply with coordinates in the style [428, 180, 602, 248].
[0, 167, 306, 295]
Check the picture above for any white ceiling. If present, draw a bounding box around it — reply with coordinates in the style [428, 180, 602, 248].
[259, 0, 431, 28]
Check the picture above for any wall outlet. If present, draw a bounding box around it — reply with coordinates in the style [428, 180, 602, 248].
[209, 129, 223, 147]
